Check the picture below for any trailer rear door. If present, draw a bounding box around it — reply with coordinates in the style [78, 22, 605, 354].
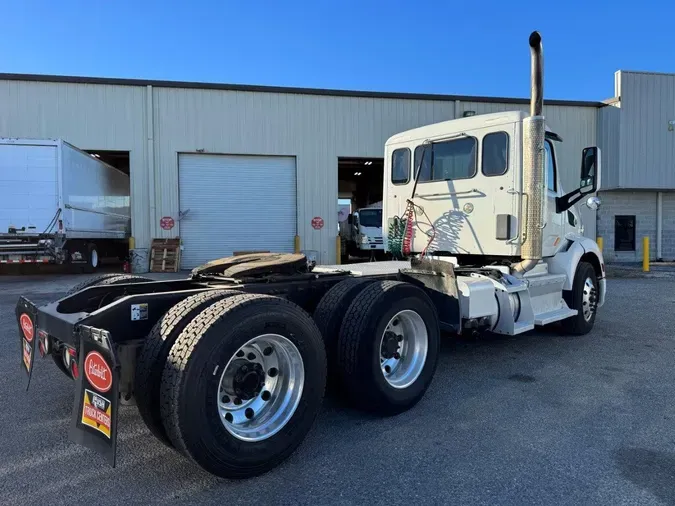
[0, 142, 59, 235]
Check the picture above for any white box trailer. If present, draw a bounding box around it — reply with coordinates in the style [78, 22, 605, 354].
[0, 138, 130, 270]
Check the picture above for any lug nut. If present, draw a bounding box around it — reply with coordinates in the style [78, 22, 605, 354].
[394, 352, 400, 360]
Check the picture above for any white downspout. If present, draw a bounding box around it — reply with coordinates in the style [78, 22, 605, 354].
[657, 191, 663, 260]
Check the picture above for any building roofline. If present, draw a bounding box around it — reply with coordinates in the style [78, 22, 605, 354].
[617, 69, 675, 78]
[0, 72, 605, 108]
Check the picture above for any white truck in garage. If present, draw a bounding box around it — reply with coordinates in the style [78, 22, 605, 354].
[16, 31, 605, 480]
[340, 201, 385, 258]
[0, 138, 130, 270]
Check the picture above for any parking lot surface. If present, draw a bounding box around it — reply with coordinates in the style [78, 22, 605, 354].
[1, 273, 674, 505]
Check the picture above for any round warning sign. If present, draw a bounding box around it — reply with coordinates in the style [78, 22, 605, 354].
[311, 217, 324, 230]
[20, 314, 34, 342]
[84, 351, 113, 393]
[160, 216, 175, 230]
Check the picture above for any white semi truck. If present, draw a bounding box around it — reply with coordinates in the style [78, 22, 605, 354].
[0, 138, 131, 271]
[16, 31, 605, 479]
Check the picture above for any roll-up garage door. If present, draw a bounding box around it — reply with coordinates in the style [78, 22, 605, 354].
[178, 154, 297, 269]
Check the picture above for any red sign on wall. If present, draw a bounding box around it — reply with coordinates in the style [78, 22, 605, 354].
[160, 216, 175, 230]
[311, 217, 324, 230]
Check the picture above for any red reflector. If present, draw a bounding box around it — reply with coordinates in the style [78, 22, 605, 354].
[71, 361, 79, 379]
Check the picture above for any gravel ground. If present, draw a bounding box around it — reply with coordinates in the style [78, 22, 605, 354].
[0, 273, 674, 506]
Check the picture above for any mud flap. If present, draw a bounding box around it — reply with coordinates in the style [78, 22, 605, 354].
[15, 296, 38, 391]
[68, 325, 120, 467]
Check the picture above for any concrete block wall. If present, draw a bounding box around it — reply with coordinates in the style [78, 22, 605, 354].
[663, 192, 675, 260]
[596, 191, 657, 262]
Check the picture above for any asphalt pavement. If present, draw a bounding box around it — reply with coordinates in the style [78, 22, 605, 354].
[0, 272, 674, 505]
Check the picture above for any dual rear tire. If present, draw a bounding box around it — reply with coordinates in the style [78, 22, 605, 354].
[314, 279, 441, 415]
[135, 291, 326, 479]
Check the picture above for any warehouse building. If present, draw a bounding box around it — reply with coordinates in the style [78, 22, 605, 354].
[0, 71, 671, 268]
[597, 70, 675, 263]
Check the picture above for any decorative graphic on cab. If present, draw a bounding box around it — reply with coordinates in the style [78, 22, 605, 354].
[81, 389, 112, 438]
[84, 351, 113, 393]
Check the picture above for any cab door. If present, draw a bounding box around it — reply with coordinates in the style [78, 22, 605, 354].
[542, 139, 564, 257]
[408, 125, 516, 256]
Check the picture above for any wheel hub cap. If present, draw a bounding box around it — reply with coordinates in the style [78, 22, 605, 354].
[379, 310, 429, 390]
[217, 333, 305, 442]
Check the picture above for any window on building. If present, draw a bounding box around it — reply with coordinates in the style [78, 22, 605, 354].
[614, 215, 636, 251]
[544, 140, 557, 192]
[482, 132, 509, 176]
[414, 136, 477, 182]
[391, 148, 410, 185]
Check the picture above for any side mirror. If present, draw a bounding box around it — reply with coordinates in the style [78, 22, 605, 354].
[555, 146, 602, 213]
[579, 146, 601, 195]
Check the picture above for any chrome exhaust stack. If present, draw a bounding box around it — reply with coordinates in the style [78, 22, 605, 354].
[513, 31, 546, 275]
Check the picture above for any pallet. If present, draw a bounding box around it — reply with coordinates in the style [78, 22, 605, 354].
[149, 238, 181, 273]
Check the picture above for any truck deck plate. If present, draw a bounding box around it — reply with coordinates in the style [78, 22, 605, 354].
[313, 260, 411, 276]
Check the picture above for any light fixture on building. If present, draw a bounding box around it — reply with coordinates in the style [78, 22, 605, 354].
[364, 161, 372, 166]
[354, 171, 362, 176]
[463, 111, 476, 117]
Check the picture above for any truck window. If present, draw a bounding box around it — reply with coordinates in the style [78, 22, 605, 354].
[544, 140, 557, 192]
[482, 132, 509, 177]
[358, 209, 382, 228]
[391, 148, 410, 185]
[414, 137, 477, 182]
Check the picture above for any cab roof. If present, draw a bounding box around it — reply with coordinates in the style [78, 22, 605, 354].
[385, 111, 527, 145]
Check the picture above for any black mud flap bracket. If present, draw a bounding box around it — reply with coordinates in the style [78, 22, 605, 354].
[15, 296, 39, 391]
[398, 256, 461, 333]
[68, 325, 121, 467]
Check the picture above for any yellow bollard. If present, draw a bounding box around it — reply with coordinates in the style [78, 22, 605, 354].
[596, 237, 603, 252]
[128, 236, 135, 250]
[294, 235, 301, 254]
[336, 235, 341, 265]
[643, 236, 650, 272]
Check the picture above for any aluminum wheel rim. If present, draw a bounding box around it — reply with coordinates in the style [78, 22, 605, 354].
[217, 333, 304, 442]
[379, 310, 428, 389]
[582, 277, 597, 322]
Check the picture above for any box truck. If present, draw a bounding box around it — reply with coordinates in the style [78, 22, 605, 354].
[0, 138, 130, 270]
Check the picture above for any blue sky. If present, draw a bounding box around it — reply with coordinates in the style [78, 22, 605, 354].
[1, 0, 672, 102]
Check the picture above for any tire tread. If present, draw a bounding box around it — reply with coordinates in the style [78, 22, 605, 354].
[135, 289, 239, 445]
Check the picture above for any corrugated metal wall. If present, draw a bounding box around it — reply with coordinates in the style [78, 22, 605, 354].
[616, 71, 675, 189]
[597, 103, 621, 189]
[0, 79, 599, 263]
[0, 80, 151, 248]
